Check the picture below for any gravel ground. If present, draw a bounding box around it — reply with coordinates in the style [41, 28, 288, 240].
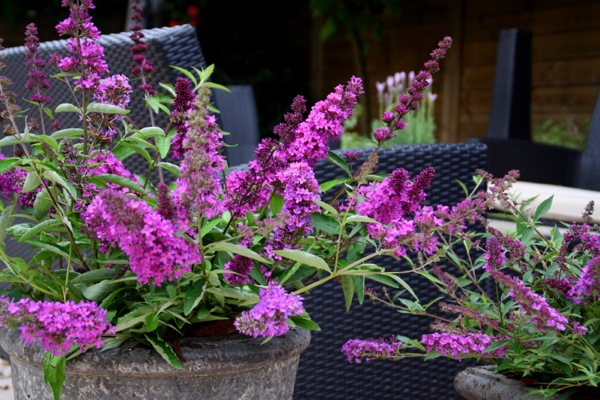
[0, 359, 12, 400]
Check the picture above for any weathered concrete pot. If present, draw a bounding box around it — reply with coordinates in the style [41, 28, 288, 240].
[454, 365, 600, 400]
[0, 327, 310, 400]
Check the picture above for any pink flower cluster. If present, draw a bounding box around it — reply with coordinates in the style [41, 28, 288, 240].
[484, 265, 569, 332]
[53, 0, 107, 91]
[421, 332, 505, 360]
[357, 167, 439, 257]
[341, 338, 403, 364]
[234, 283, 305, 337]
[82, 189, 201, 285]
[569, 256, 600, 304]
[0, 296, 114, 356]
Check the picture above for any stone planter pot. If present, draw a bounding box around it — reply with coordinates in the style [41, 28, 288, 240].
[454, 365, 600, 400]
[0, 327, 310, 400]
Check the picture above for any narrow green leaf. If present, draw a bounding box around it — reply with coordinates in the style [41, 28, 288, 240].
[326, 151, 351, 177]
[345, 215, 378, 224]
[19, 218, 62, 241]
[43, 352, 66, 400]
[22, 171, 42, 193]
[313, 199, 339, 216]
[170, 65, 197, 84]
[183, 280, 207, 316]
[137, 126, 164, 138]
[289, 315, 321, 331]
[311, 213, 340, 235]
[0, 158, 21, 173]
[51, 128, 84, 139]
[86, 102, 130, 115]
[35, 134, 60, 151]
[341, 275, 354, 311]
[320, 177, 352, 192]
[209, 242, 271, 264]
[55, 103, 81, 114]
[81, 280, 116, 302]
[274, 249, 331, 272]
[0, 136, 20, 147]
[534, 195, 553, 221]
[270, 193, 284, 215]
[144, 332, 182, 368]
[156, 162, 180, 177]
[90, 174, 147, 196]
[43, 169, 78, 199]
[0, 204, 15, 244]
[156, 130, 176, 159]
[146, 313, 159, 332]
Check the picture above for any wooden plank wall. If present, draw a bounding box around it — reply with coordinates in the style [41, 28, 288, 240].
[312, 0, 600, 144]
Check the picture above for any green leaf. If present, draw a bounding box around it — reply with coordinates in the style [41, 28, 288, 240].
[156, 130, 176, 159]
[35, 134, 60, 152]
[43, 169, 78, 199]
[345, 215, 378, 224]
[0, 204, 15, 247]
[116, 307, 154, 332]
[137, 127, 164, 139]
[55, 103, 81, 114]
[311, 213, 340, 235]
[320, 177, 352, 193]
[183, 280, 207, 316]
[51, 128, 84, 139]
[89, 174, 147, 196]
[270, 193, 284, 215]
[146, 313, 159, 332]
[144, 332, 182, 368]
[19, 218, 62, 241]
[274, 249, 331, 272]
[33, 188, 53, 220]
[170, 65, 198, 84]
[290, 315, 321, 331]
[209, 242, 271, 264]
[156, 162, 180, 177]
[81, 280, 116, 302]
[365, 273, 400, 288]
[326, 151, 351, 177]
[86, 102, 130, 115]
[0, 157, 21, 173]
[534, 196, 553, 221]
[22, 171, 42, 193]
[43, 352, 66, 400]
[341, 274, 354, 311]
[313, 199, 339, 216]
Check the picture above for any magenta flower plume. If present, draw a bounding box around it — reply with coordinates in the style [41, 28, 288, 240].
[225, 97, 307, 219]
[173, 113, 226, 222]
[286, 76, 363, 166]
[234, 283, 304, 337]
[357, 167, 437, 257]
[382, 37, 452, 138]
[24, 23, 51, 106]
[484, 266, 569, 332]
[569, 256, 600, 304]
[421, 332, 504, 360]
[170, 77, 196, 159]
[128, 0, 156, 95]
[0, 154, 26, 200]
[55, 0, 108, 92]
[82, 189, 200, 285]
[225, 255, 255, 286]
[342, 338, 403, 364]
[263, 162, 321, 259]
[0, 296, 115, 356]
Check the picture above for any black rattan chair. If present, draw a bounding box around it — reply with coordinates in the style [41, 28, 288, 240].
[293, 142, 488, 400]
[481, 28, 599, 191]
